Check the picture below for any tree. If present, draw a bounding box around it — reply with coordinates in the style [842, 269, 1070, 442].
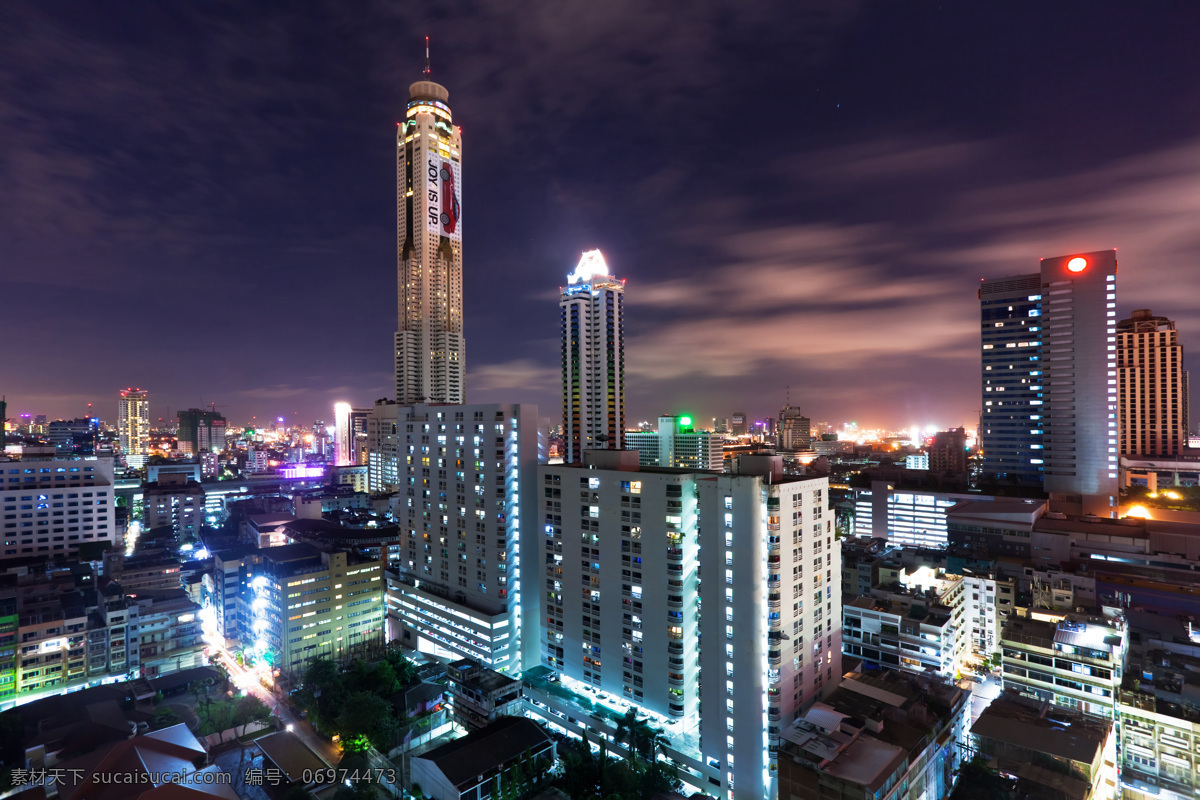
[614, 708, 660, 763]
[334, 691, 396, 752]
[233, 694, 272, 736]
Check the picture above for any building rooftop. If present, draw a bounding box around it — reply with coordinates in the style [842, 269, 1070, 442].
[415, 717, 553, 790]
[256, 731, 327, 784]
[972, 691, 1111, 766]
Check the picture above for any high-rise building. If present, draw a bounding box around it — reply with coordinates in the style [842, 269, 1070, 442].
[395, 69, 465, 405]
[47, 417, 99, 456]
[1116, 309, 1189, 456]
[176, 408, 226, 456]
[334, 403, 374, 466]
[980, 251, 1119, 515]
[730, 412, 747, 436]
[928, 426, 967, 473]
[536, 452, 838, 799]
[381, 402, 540, 673]
[1039, 251, 1119, 516]
[117, 388, 150, 461]
[777, 406, 812, 453]
[624, 415, 724, 471]
[560, 250, 625, 463]
[0, 456, 116, 560]
[979, 273, 1043, 485]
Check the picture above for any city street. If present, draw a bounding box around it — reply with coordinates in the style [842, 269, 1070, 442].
[215, 650, 342, 767]
[958, 673, 1003, 724]
[214, 650, 403, 797]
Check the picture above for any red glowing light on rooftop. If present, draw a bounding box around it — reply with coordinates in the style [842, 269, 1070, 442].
[1067, 257, 1087, 272]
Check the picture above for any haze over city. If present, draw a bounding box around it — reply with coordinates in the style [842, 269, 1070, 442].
[4, 1, 1199, 429]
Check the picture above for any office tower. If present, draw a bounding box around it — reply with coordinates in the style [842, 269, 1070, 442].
[0, 457, 116, 560]
[624, 415, 724, 470]
[335, 403, 374, 466]
[0, 397, 5, 450]
[697, 457, 839, 798]
[979, 273, 1044, 485]
[777, 406, 812, 453]
[335, 402, 353, 466]
[395, 69, 465, 405]
[981, 251, 1119, 516]
[560, 250, 625, 463]
[383, 402, 539, 673]
[176, 408, 227, 456]
[117, 388, 150, 460]
[1039, 251, 1119, 516]
[47, 418, 99, 456]
[241, 544, 385, 677]
[730, 412, 747, 436]
[1117, 309, 1189, 456]
[928, 426, 967, 473]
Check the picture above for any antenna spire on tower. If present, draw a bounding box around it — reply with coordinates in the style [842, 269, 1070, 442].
[424, 36, 431, 78]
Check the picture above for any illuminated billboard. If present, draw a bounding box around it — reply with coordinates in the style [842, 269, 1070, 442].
[424, 153, 462, 242]
[280, 464, 325, 479]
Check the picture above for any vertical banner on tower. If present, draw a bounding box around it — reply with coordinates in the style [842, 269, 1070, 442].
[425, 154, 462, 241]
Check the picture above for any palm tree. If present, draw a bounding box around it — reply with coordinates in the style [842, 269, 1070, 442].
[614, 708, 659, 763]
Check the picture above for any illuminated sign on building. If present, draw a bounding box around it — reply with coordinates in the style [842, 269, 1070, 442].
[280, 465, 325, 479]
[425, 156, 462, 241]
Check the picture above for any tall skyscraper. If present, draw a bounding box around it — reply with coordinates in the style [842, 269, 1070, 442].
[980, 251, 1119, 515]
[117, 388, 150, 459]
[560, 250, 625, 463]
[1116, 308, 1189, 456]
[1039, 251, 1118, 516]
[395, 65, 465, 405]
[979, 273, 1044, 486]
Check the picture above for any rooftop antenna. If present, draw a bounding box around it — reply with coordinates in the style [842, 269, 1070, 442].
[423, 36, 431, 79]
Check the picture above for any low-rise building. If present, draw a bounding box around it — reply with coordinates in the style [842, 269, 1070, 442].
[446, 657, 522, 730]
[410, 716, 556, 800]
[1000, 610, 1127, 718]
[778, 671, 969, 800]
[1116, 612, 1200, 800]
[971, 690, 1117, 800]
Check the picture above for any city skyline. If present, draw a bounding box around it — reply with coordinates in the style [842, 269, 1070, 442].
[4, 3, 1200, 430]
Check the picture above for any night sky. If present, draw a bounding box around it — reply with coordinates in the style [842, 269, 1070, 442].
[5, 2, 1199, 431]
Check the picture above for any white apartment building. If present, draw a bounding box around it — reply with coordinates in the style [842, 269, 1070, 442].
[561, 250, 625, 463]
[538, 451, 702, 723]
[696, 457, 841, 800]
[842, 578, 967, 677]
[382, 402, 539, 674]
[0, 457, 116, 560]
[624, 415, 724, 471]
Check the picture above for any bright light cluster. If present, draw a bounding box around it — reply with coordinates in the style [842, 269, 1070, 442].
[567, 249, 610, 285]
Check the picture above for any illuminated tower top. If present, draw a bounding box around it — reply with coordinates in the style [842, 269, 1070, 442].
[395, 46, 464, 405]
